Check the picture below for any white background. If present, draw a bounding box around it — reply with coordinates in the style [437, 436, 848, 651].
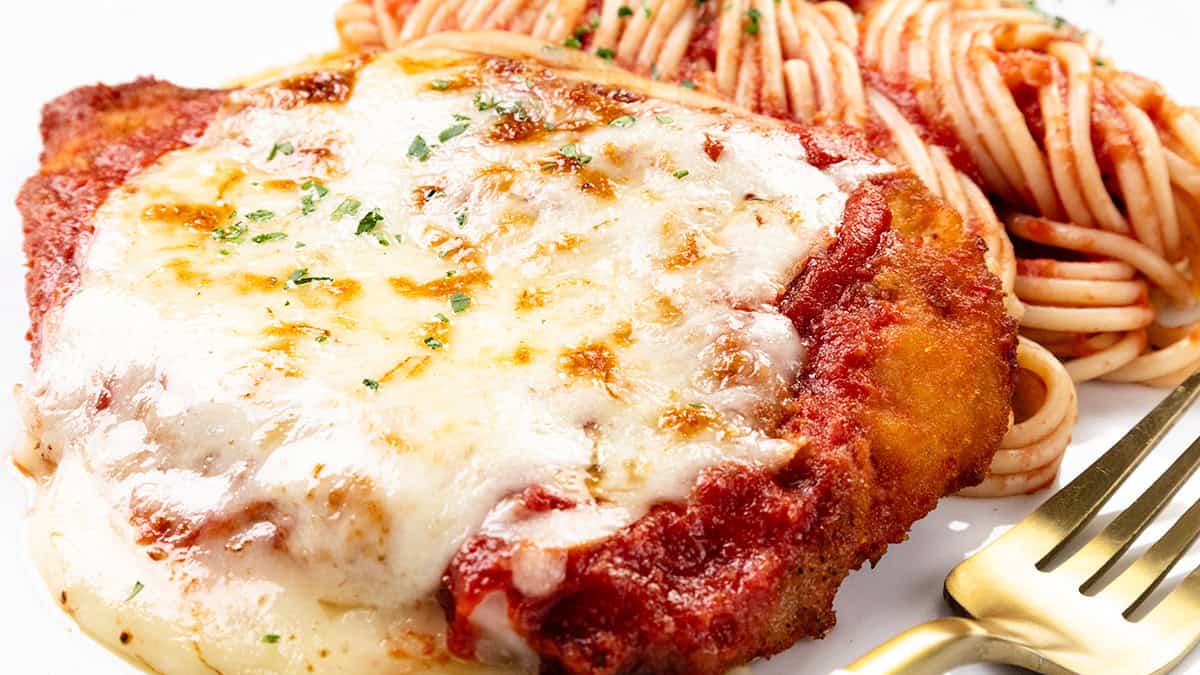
[1, 1, 1199, 673]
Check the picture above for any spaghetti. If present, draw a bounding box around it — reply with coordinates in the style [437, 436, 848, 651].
[334, 0, 1200, 496]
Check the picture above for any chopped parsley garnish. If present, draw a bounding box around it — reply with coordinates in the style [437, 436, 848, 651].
[688, 402, 707, 409]
[218, 249, 230, 256]
[424, 337, 444, 350]
[446, 270, 456, 278]
[453, 113, 471, 121]
[431, 79, 451, 90]
[362, 378, 380, 391]
[596, 48, 614, 61]
[560, 144, 592, 164]
[245, 209, 275, 222]
[287, 268, 332, 287]
[456, 209, 468, 227]
[438, 122, 470, 143]
[609, 115, 636, 128]
[300, 181, 328, 215]
[262, 634, 281, 644]
[435, 312, 451, 323]
[267, 141, 294, 161]
[673, 169, 690, 179]
[251, 232, 287, 243]
[407, 135, 431, 161]
[655, 115, 673, 125]
[744, 8, 761, 36]
[425, 187, 444, 200]
[125, 581, 144, 602]
[212, 221, 246, 242]
[356, 208, 384, 234]
[315, 335, 328, 343]
[332, 198, 361, 220]
[450, 292, 471, 313]
[564, 36, 582, 49]
[681, 80, 696, 90]
[474, 91, 499, 111]
[617, 5, 633, 17]
[301, 180, 329, 198]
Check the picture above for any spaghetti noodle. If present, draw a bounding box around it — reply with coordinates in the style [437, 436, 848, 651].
[334, 0, 1200, 496]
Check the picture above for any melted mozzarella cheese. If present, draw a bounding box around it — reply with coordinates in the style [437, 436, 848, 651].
[18, 42, 884, 673]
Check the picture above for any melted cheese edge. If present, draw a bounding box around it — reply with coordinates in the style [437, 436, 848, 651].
[17, 46, 884, 673]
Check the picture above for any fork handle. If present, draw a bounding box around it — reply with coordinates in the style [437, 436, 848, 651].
[834, 617, 1040, 675]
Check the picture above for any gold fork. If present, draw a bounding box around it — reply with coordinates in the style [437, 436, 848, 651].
[840, 371, 1200, 674]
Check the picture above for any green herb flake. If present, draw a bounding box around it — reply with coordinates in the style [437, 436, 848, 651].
[655, 115, 673, 125]
[564, 36, 582, 49]
[356, 208, 384, 234]
[456, 209, 468, 228]
[681, 79, 696, 90]
[450, 292, 471, 313]
[267, 141, 294, 161]
[362, 379, 380, 391]
[125, 581, 144, 602]
[560, 144, 592, 164]
[300, 194, 317, 215]
[287, 268, 333, 287]
[407, 135, 431, 161]
[744, 8, 761, 35]
[617, 5, 633, 17]
[211, 221, 246, 242]
[431, 79, 451, 91]
[452, 113, 471, 121]
[446, 270, 456, 278]
[251, 232, 288, 244]
[435, 312, 450, 323]
[262, 634, 281, 644]
[315, 335, 328, 343]
[439, 122, 470, 143]
[673, 169, 689, 179]
[596, 47, 615, 61]
[245, 209, 275, 222]
[332, 198, 362, 220]
[474, 91, 498, 111]
[609, 115, 636, 128]
[301, 180, 329, 198]
[424, 337, 444, 350]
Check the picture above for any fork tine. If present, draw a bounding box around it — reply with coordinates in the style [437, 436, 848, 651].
[1100, 494, 1200, 617]
[1000, 370, 1200, 565]
[1056, 435, 1200, 591]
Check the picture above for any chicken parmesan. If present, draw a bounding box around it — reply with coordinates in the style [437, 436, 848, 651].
[15, 32, 1016, 675]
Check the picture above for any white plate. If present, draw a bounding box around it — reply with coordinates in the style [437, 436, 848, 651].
[2, 1, 1199, 673]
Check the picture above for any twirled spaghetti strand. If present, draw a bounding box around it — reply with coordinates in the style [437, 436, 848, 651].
[334, 0, 1200, 496]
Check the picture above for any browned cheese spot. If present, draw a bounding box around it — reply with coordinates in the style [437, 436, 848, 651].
[657, 403, 721, 438]
[663, 230, 708, 270]
[269, 68, 359, 108]
[143, 203, 235, 233]
[559, 342, 618, 385]
[380, 356, 433, 383]
[516, 287, 551, 311]
[389, 269, 490, 299]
